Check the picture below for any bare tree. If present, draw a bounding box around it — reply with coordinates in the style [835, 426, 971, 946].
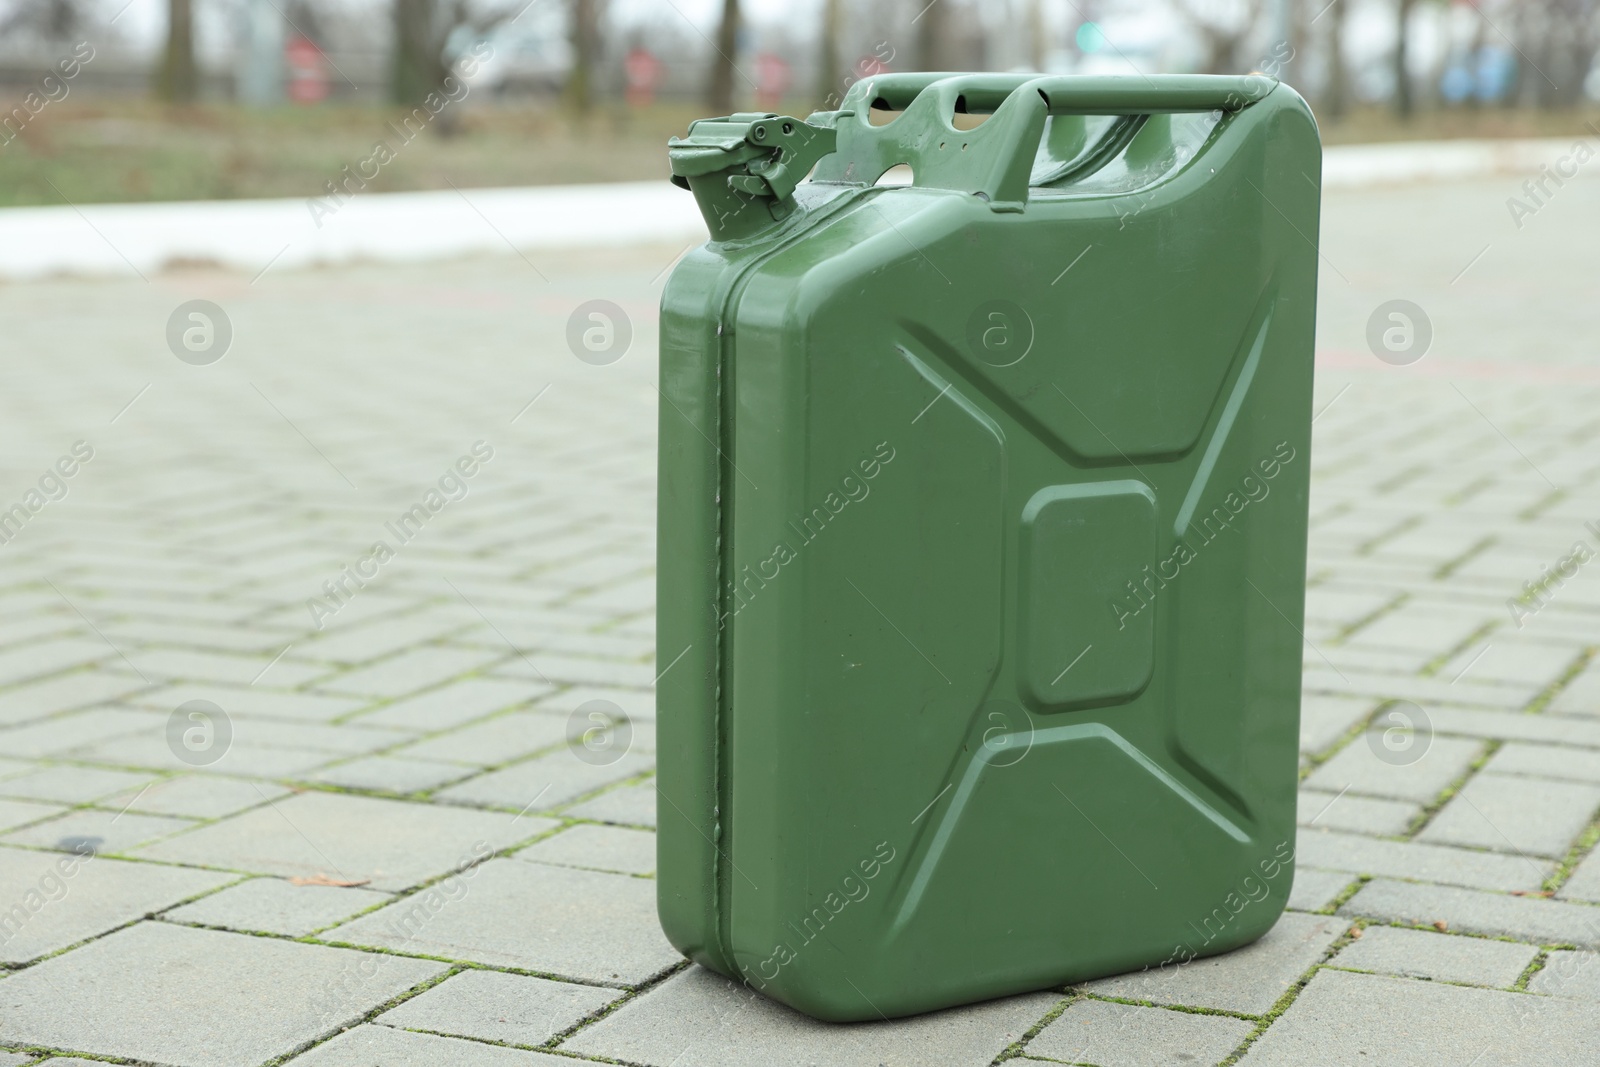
[1322, 0, 1350, 119]
[706, 0, 740, 113]
[392, 0, 535, 108]
[566, 0, 601, 113]
[816, 0, 842, 106]
[1173, 0, 1267, 74]
[1393, 0, 1417, 116]
[1516, 0, 1600, 108]
[157, 0, 198, 102]
[915, 0, 950, 71]
[0, 0, 87, 43]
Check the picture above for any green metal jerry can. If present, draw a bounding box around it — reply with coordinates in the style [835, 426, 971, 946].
[657, 73, 1320, 1022]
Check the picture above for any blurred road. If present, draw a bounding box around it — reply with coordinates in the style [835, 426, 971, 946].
[0, 172, 1597, 1065]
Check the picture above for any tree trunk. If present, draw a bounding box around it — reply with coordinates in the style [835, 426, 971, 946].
[1324, 0, 1349, 120]
[1394, 0, 1416, 118]
[1026, 0, 1046, 70]
[157, 0, 198, 103]
[706, 0, 740, 114]
[392, 0, 447, 104]
[816, 0, 841, 107]
[567, 0, 600, 114]
[916, 0, 948, 72]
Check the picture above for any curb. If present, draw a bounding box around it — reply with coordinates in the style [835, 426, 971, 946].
[0, 137, 1588, 281]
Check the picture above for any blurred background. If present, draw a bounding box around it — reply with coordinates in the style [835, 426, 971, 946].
[2, 0, 1598, 207]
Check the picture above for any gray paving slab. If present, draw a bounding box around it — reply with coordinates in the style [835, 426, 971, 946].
[1295, 826, 1550, 892]
[1527, 950, 1600, 999]
[516, 824, 655, 875]
[1485, 741, 1600, 784]
[1340, 878, 1600, 948]
[1549, 664, 1600, 717]
[1298, 789, 1418, 835]
[0, 670, 150, 727]
[165, 877, 391, 935]
[437, 749, 655, 811]
[286, 1025, 587, 1066]
[1081, 912, 1345, 1015]
[131, 790, 548, 891]
[1297, 694, 1379, 756]
[563, 779, 656, 827]
[127, 684, 369, 723]
[2, 807, 197, 854]
[353, 677, 555, 731]
[0, 921, 446, 1067]
[1237, 968, 1600, 1066]
[325, 858, 678, 984]
[395, 710, 570, 766]
[1301, 733, 1483, 803]
[0, 764, 155, 804]
[317, 647, 507, 698]
[1418, 772, 1600, 857]
[107, 774, 292, 818]
[562, 965, 1058, 1067]
[66, 731, 342, 777]
[1025, 998, 1254, 1066]
[375, 968, 621, 1045]
[0, 708, 160, 758]
[0, 845, 233, 963]
[0, 798, 65, 832]
[1555, 847, 1600, 903]
[1286, 868, 1356, 913]
[310, 754, 475, 794]
[1331, 924, 1538, 988]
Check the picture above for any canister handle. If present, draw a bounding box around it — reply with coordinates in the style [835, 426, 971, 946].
[809, 73, 1276, 210]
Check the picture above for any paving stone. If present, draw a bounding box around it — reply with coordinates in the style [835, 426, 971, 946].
[0, 921, 446, 1066]
[396, 710, 569, 766]
[0, 756, 32, 781]
[1237, 967, 1600, 1065]
[1556, 848, 1600, 903]
[310, 755, 474, 794]
[165, 877, 391, 936]
[0, 846, 232, 964]
[1340, 878, 1600, 948]
[564, 779, 656, 827]
[1418, 772, 1600, 857]
[1025, 998, 1254, 1066]
[1485, 741, 1600, 784]
[107, 774, 292, 819]
[131, 647, 328, 688]
[132, 790, 547, 891]
[287, 1025, 584, 1066]
[535, 684, 657, 722]
[1428, 706, 1600, 747]
[1301, 667, 1541, 712]
[353, 676, 555, 731]
[437, 750, 655, 812]
[66, 731, 341, 778]
[1297, 694, 1378, 756]
[1549, 663, 1600, 717]
[1331, 924, 1538, 987]
[1527, 950, 1600, 999]
[1296, 826, 1549, 892]
[1302, 732, 1483, 803]
[1082, 912, 1345, 1015]
[0, 1055, 38, 1066]
[1298, 789, 1418, 835]
[0, 798, 64, 832]
[375, 968, 620, 1045]
[0, 708, 159, 758]
[0, 670, 151, 727]
[1287, 868, 1356, 913]
[0, 764, 155, 804]
[517, 824, 655, 876]
[563, 965, 1057, 1067]
[129, 684, 368, 723]
[1442, 640, 1582, 689]
[327, 858, 679, 984]
[295, 613, 476, 665]
[3, 807, 197, 854]
[317, 647, 507, 698]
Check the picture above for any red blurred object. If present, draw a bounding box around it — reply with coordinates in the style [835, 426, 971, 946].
[286, 34, 330, 104]
[754, 52, 791, 112]
[625, 48, 664, 107]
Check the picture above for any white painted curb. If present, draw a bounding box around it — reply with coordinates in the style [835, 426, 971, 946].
[0, 137, 1588, 281]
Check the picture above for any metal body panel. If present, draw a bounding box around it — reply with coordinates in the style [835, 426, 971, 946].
[658, 74, 1321, 1021]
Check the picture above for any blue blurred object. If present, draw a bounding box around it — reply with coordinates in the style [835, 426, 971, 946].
[1439, 46, 1516, 105]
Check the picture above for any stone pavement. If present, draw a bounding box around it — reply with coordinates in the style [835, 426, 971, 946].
[0, 171, 1597, 1066]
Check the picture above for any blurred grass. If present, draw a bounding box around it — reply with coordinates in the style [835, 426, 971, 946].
[2, 98, 1598, 208]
